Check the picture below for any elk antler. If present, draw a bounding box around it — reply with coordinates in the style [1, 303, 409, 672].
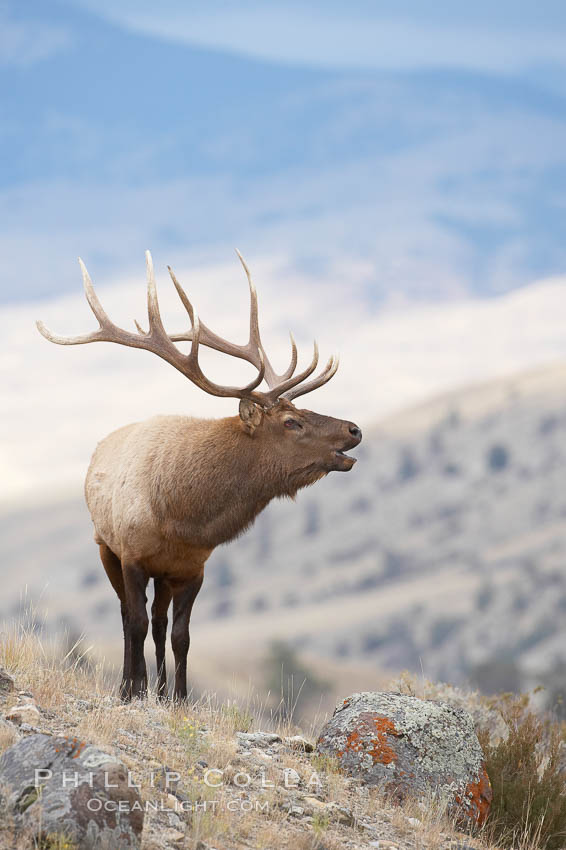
[36, 252, 339, 407]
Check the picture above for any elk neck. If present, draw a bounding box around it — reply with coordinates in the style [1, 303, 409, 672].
[157, 414, 313, 548]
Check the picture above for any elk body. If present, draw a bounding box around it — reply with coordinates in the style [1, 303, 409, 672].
[38, 252, 361, 701]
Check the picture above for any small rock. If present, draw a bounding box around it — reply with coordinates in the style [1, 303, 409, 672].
[162, 827, 185, 843]
[406, 816, 422, 827]
[358, 819, 378, 834]
[289, 804, 305, 816]
[326, 802, 355, 826]
[19, 722, 41, 733]
[0, 668, 15, 695]
[284, 735, 314, 752]
[249, 747, 273, 763]
[167, 812, 183, 830]
[302, 796, 355, 826]
[5, 704, 41, 726]
[302, 795, 328, 812]
[16, 693, 36, 709]
[166, 793, 180, 810]
[118, 728, 137, 740]
[236, 731, 282, 748]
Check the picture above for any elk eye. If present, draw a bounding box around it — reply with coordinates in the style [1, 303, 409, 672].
[284, 418, 301, 429]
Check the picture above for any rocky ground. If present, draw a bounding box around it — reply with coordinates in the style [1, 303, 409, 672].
[0, 630, 498, 850]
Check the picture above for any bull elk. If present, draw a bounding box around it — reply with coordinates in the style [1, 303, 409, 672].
[37, 252, 362, 701]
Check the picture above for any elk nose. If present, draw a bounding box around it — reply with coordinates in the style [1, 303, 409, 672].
[349, 424, 362, 441]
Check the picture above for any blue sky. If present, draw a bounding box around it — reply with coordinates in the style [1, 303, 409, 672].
[71, 1, 566, 74]
[1, 1, 566, 303]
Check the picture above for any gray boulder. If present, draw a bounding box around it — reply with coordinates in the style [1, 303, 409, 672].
[0, 733, 143, 848]
[317, 691, 492, 825]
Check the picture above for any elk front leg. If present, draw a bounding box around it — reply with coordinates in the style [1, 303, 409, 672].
[98, 543, 132, 701]
[152, 578, 172, 700]
[171, 573, 204, 702]
[122, 563, 150, 700]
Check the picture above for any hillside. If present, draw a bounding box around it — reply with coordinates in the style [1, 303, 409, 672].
[0, 629, 529, 850]
[2, 361, 566, 706]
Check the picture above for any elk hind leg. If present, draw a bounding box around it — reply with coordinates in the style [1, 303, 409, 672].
[171, 573, 204, 702]
[122, 562, 150, 700]
[152, 578, 172, 700]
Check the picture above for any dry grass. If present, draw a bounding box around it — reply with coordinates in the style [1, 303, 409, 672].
[477, 692, 566, 850]
[0, 723, 18, 755]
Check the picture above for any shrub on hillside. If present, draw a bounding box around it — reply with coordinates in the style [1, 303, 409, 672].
[262, 640, 329, 721]
[477, 693, 566, 850]
[486, 443, 510, 472]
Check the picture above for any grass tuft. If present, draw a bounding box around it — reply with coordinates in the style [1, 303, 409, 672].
[477, 692, 566, 850]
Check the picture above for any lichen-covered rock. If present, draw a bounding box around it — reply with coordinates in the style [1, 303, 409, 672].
[0, 732, 143, 848]
[316, 692, 491, 825]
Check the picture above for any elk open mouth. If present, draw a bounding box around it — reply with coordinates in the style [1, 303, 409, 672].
[332, 448, 357, 471]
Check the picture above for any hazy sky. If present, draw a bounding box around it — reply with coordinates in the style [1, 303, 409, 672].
[71, 0, 566, 74]
[2, 1, 566, 303]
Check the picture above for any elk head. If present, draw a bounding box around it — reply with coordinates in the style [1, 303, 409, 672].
[239, 396, 361, 478]
[37, 250, 362, 484]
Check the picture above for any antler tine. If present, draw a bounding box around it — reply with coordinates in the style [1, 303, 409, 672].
[283, 355, 340, 402]
[145, 250, 166, 336]
[35, 317, 101, 346]
[234, 249, 260, 351]
[168, 263, 262, 369]
[285, 331, 298, 380]
[167, 265, 195, 325]
[36, 257, 125, 346]
[187, 312, 266, 397]
[235, 249, 298, 389]
[262, 340, 320, 405]
[79, 258, 110, 329]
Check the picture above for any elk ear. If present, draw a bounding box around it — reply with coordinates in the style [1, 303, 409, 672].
[239, 398, 263, 435]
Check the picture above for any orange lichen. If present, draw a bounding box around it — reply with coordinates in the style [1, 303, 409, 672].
[338, 715, 400, 766]
[455, 763, 492, 826]
[368, 717, 399, 765]
[339, 729, 364, 756]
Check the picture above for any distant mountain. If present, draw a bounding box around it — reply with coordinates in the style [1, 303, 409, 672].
[2, 1, 566, 302]
[3, 361, 566, 696]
